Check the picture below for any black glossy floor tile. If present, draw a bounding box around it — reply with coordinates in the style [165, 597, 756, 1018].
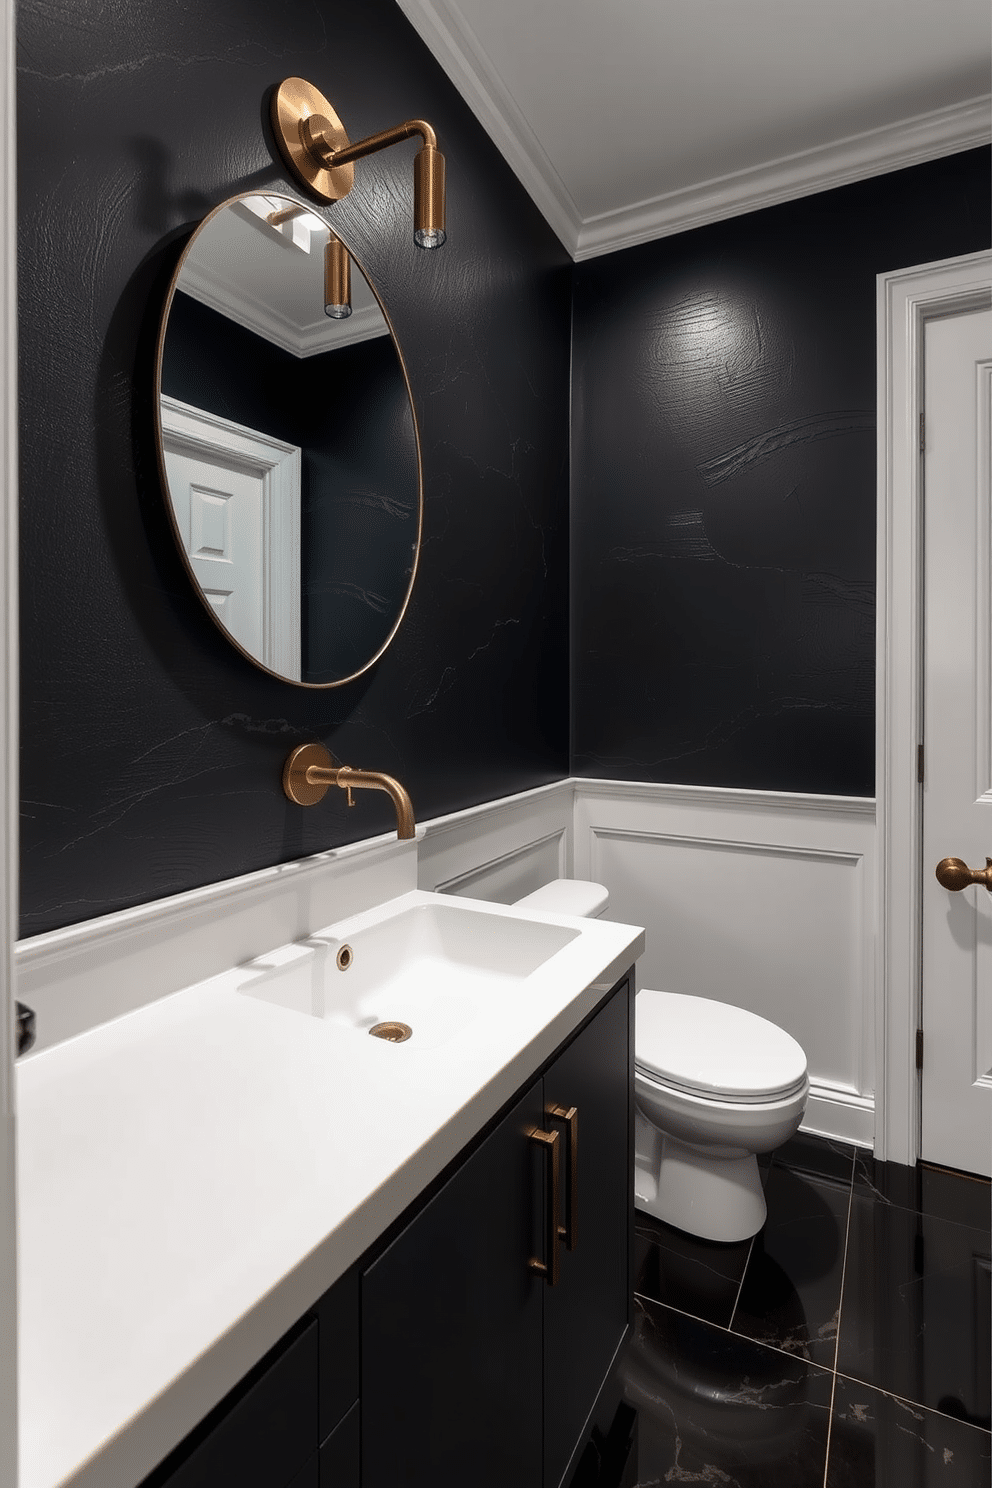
[919, 1167, 991, 1234]
[826, 1374, 992, 1487]
[777, 1133, 857, 1185]
[634, 1209, 751, 1328]
[852, 1154, 923, 1213]
[854, 1155, 991, 1234]
[837, 1190, 991, 1427]
[731, 1162, 852, 1366]
[621, 1297, 834, 1488]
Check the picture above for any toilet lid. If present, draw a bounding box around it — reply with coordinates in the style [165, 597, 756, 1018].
[513, 879, 609, 917]
[635, 989, 808, 1102]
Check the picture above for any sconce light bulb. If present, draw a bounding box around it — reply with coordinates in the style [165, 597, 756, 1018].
[413, 143, 446, 250]
[324, 234, 352, 319]
[414, 227, 446, 250]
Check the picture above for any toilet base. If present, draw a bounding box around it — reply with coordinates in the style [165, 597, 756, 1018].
[634, 1115, 767, 1243]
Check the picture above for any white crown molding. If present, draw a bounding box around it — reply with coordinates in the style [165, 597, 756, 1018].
[179, 265, 390, 358]
[394, 0, 582, 253]
[394, 0, 991, 261]
[575, 96, 992, 261]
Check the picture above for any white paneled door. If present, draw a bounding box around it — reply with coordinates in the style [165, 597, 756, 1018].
[921, 303, 992, 1177]
[160, 397, 302, 681]
[165, 447, 267, 651]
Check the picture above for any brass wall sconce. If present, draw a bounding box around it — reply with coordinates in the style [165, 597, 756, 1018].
[265, 200, 353, 319]
[271, 77, 446, 249]
[324, 234, 351, 319]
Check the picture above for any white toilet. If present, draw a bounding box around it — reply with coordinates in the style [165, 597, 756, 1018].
[513, 879, 809, 1244]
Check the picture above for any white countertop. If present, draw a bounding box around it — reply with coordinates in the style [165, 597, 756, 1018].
[16, 891, 643, 1488]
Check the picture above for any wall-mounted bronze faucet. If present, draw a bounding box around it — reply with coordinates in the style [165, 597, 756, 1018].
[282, 743, 415, 840]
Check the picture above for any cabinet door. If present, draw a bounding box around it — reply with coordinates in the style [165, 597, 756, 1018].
[140, 1320, 318, 1488]
[543, 984, 631, 1488]
[361, 1082, 546, 1488]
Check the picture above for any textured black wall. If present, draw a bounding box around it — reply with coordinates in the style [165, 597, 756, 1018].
[18, 0, 571, 935]
[571, 150, 991, 795]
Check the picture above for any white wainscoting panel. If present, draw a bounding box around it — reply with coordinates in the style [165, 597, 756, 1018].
[417, 781, 574, 903]
[18, 775, 878, 1156]
[573, 781, 877, 1146]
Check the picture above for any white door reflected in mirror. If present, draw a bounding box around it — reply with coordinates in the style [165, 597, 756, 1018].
[155, 193, 422, 688]
[161, 396, 301, 681]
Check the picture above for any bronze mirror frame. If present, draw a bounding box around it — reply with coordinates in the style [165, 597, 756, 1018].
[153, 191, 424, 689]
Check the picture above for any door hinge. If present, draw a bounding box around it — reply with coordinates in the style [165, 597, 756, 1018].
[916, 1028, 924, 1070]
[917, 742, 924, 784]
[920, 411, 925, 455]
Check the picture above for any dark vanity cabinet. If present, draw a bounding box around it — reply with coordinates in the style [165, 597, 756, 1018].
[141, 976, 632, 1488]
[361, 980, 632, 1488]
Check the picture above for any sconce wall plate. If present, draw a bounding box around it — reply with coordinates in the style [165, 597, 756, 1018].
[272, 77, 355, 202]
[271, 77, 446, 248]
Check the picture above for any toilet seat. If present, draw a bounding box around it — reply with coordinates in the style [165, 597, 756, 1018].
[635, 989, 808, 1104]
[513, 879, 610, 917]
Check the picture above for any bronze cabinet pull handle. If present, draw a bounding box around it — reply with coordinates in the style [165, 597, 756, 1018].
[547, 1104, 578, 1252]
[528, 1128, 561, 1286]
[935, 857, 992, 893]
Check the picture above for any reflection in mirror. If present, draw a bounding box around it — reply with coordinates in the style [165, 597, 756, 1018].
[156, 193, 421, 686]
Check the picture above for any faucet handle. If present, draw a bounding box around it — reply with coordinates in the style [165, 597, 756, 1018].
[282, 742, 338, 805]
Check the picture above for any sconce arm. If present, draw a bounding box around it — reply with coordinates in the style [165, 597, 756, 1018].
[303, 116, 438, 170]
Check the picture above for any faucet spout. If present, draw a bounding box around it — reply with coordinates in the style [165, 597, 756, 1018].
[332, 765, 416, 840]
[282, 744, 416, 841]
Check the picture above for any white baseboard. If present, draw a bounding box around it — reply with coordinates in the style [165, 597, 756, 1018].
[803, 1082, 875, 1149]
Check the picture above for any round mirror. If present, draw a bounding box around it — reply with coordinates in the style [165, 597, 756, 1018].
[155, 193, 422, 686]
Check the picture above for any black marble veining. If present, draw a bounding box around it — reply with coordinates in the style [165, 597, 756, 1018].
[622, 1136, 992, 1488]
[838, 1192, 991, 1427]
[626, 1299, 834, 1488]
[732, 1162, 852, 1367]
[634, 1209, 751, 1329]
[827, 1375, 991, 1488]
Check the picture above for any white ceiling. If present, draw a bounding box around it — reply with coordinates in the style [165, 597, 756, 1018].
[180, 196, 389, 356]
[396, 0, 992, 259]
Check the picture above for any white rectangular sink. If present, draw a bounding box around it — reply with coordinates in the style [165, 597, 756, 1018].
[237, 896, 580, 1049]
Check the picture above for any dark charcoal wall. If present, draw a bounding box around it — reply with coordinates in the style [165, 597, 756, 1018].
[17, 0, 571, 936]
[571, 149, 991, 795]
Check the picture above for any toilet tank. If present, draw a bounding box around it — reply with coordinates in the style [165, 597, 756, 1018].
[513, 879, 610, 919]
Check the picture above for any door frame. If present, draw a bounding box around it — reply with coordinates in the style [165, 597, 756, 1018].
[875, 249, 992, 1164]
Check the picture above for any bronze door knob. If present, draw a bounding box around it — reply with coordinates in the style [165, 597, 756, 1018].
[934, 857, 992, 892]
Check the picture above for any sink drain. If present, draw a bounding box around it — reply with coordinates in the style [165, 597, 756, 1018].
[369, 1021, 413, 1043]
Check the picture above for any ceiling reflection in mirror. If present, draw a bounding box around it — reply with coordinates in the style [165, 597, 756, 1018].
[156, 193, 422, 687]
